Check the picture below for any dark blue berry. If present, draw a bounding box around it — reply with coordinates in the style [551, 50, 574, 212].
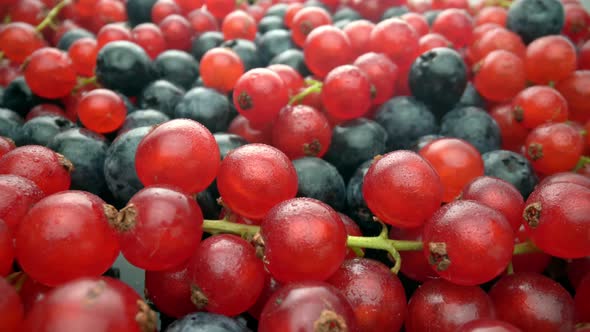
[0, 108, 23, 141]
[221, 39, 263, 71]
[258, 30, 295, 64]
[439, 106, 501, 154]
[19, 115, 76, 146]
[0, 76, 48, 116]
[381, 6, 410, 20]
[56, 28, 94, 51]
[191, 31, 224, 61]
[258, 16, 286, 34]
[138, 80, 184, 118]
[333, 7, 362, 22]
[293, 157, 346, 211]
[214, 133, 248, 160]
[118, 109, 170, 134]
[506, 0, 564, 44]
[154, 50, 200, 91]
[174, 87, 232, 133]
[166, 312, 251, 332]
[126, 0, 158, 27]
[482, 149, 538, 198]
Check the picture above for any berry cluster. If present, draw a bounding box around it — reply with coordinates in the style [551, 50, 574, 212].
[1, 0, 590, 331]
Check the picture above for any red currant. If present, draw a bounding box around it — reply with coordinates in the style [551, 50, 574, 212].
[473, 50, 526, 102]
[512, 86, 568, 130]
[343, 20, 375, 59]
[0, 174, 45, 231]
[432, 9, 474, 49]
[24, 47, 77, 99]
[159, 14, 193, 51]
[525, 35, 577, 85]
[0, 219, 13, 276]
[0, 278, 24, 331]
[131, 23, 167, 60]
[222, 10, 257, 41]
[291, 7, 332, 47]
[145, 262, 194, 318]
[525, 123, 584, 175]
[304, 25, 353, 79]
[77, 88, 128, 134]
[0, 22, 44, 64]
[370, 18, 419, 68]
[321, 65, 372, 120]
[200, 47, 245, 93]
[354, 52, 399, 106]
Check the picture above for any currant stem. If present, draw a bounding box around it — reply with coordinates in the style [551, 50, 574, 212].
[574, 156, 590, 172]
[35, 0, 69, 33]
[513, 241, 541, 255]
[73, 76, 98, 94]
[203, 219, 260, 239]
[289, 80, 323, 105]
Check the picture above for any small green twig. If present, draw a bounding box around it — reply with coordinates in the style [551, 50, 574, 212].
[35, 0, 69, 33]
[289, 80, 323, 105]
[574, 156, 590, 172]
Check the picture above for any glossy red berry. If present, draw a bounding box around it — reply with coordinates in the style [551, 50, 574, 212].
[0, 22, 44, 64]
[490, 273, 575, 332]
[390, 226, 438, 282]
[217, 144, 297, 219]
[24, 277, 156, 332]
[151, 0, 181, 24]
[77, 88, 128, 133]
[512, 86, 568, 130]
[556, 71, 590, 123]
[267, 64, 304, 97]
[539, 172, 590, 189]
[401, 13, 430, 37]
[469, 27, 526, 63]
[261, 198, 347, 283]
[259, 282, 358, 332]
[525, 35, 577, 85]
[406, 279, 495, 332]
[419, 33, 453, 54]
[0, 137, 15, 159]
[228, 115, 272, 144]
[511, 225, 551, 274]
[0, 219, 13, 276]
[187, 9, 219, 35]
[525, 123, 584, 175]
[248, 274, 281, 320]
[24, 47, 77, 99]
[175, 0, 203, 14]
[343, 20, 375, 59]
[0, 145, 72, 195]
[188, 234, 265, 316]
[16, 191, 120, 286]
[354, 52, 399, 106]
[200, 47, 245, 93]
[338, 213, 363, 259]
[291, 7, 332, 47]
[461, 176, 524, 231]
[304, 25, 353, 79]
[159, 14, 193, 51]
[136, 119, 219, 194]
[233, 68, 290, 127]
[19, 277, 51, 314]
[523, 182, 590, 258]
[432, 9, 474, 49]
[205, 0, 235, 19]
[131, 23, 167, 60]
[6, 0, 44, 25]
[0, 175, 45, 231]
[474, 50, 526, 102]
[95, 0, 127, 25]
[114, 186, 204, 271]
[145, 262, 194, 318]
[562, 4, 590, 44]
[271, 105, 332, 159]
[0, 278, 24, 331]
[327, 258, 407, 332]
[457, 319, 521, 332]
[321, 65, 372, 120]
[222, 10, 257, 41]
[489, 103, 529, 152]
[370, 18, 419, 68]
[475, 6, 508, 26]
[363, 151, 443, 228]
[569, 257, 590, 289]
[97, 23, 132, 50]
[423, 200, 514, 285]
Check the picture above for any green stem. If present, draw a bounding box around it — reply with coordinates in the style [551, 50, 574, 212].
[513, 241, 540, 255]
[35, 0, 69, 33]
[574, 156, 590, 172]
[289, 81, 323, 105]
[506, 261, 514, 275]
[72, 76, 97, 94]
[203, 219, 260, 239]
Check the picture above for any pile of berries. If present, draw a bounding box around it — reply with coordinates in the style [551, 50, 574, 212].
[1, 0, 590, 331]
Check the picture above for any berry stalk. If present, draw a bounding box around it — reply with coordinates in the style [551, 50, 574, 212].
[289, 79, 323, 105]
[35, 0, 69, 33]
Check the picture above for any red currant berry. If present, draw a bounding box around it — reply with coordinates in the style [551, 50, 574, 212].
[575, 273, 590, 323]
[0, 137, 15, 159]
[151, 0, 181, 24]
[16, 191, 120, 286]
[114, 186, 203, 271]
[511, 86, 568, 130]
[457, 319, 521, 332]
[222, 10, 257, 41]
[205, 0, 235, 19]
[248, 274, 281, 320]
[525, 123, 584, 175]
[401, 13, 430, 37]
[291, 7, 332, 47]
[261, 198, 347, 283]
[175, 0, 203, 14]
[475, 6, 508, 26]
[259, 282, 358, 332]
[97, 23, 132, 50]
[24, 47, 77, 99]
[321, 65, 372, 120]
[228, 115, 272, 144]
[338, 213, 363, 259]
[556, 71, 590, 124]
[284, 3, 303, 29]
[200, 47, 245, 93]
[512, 225, 551, 274]
[159, 14, 193, 51]
[469, 27, 525, 63]
[354, 52, 399, 106]
[490, 273, 575, 332]
[473, 50, 526, 102]
[343, 20, 375, 59]
[539, 171, 590, 189]
[19, 277, 51, 314]
[217, 144, 297, 219]
[187, 9, 219, 35]
[6, 0, 44, 25]
[423, 200, 514, 285]
[390, 226, 439, 282]
[145, 262, 195, 318]
[95, 0, 127, 25]
[0, 175, 45, 231]
[0, 22, 44, 64]
[363, 151, 443, 228]
[131, 23, 167, 60]
[0, 145, 72, 195]
[77, 88, 128, 133]
[304, 25, 353, 79]
[0, 278, 24, 331]
[490, 103, 529, 152]
[267, 64, 304, 97]
[370, 18, 419, 68]
[562, 4, 590, 44]
[67, 37, 98, 77]
[419, 33, 453, 54]
[406, 279, 495, 332]
[136, 119, 220, 194]
[432, 9, 474, 49]
[525, 35, 577, 85]
[0, 219, 13, 276]
[188, 234, 265, 316]
[233, 68, 289, 127]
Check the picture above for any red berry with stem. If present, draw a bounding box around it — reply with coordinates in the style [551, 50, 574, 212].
[354, 52, 399, 106]
[0, 22, 44, 64]
[145, 262, 195, 318]
[114, 186, 204, 271]
[24, 47, 77, 99]
[259, 282, 358, 332]
[575, 274, 590, 323]
[343, 20, 375, 59]
[205, 0, 235, 20]
[423, 200, 514, 286]
[363, 150, 443, 228]
[135, 119, 220, 194]
[233, 68, 290, 127]
[406, 279, 495, 332]
[77, 88, 128, 134]
[489, 103, 529, 152]
[222, 10, 257, 41]
[390, 226, 439, 282]
[217, 144, 297, 220]
[457, 319, 521, 332]
[159, 14, 193, 51]
[188, 234, 265, 316]
[525, 123, 585, 175]
[15, 191, 120, 286]
[525, 35, 577, 85]
[327, 258, 407, 332]
[131, 23, 167, 60]
[261, 197, 347, 283]
[267, 64, 304, 97]
[0, 219, 13, 276]
[151, 0, 181, 24]
[523, 182, 590, 258]
[321, 65, 372, 121]
[0, 175, 45, 231]
[338, 213, 363, 259]
[291, 7, 332, 47]
[370, 18, 419, 68]
[473, 50, 526, 102]
[469, 27, 526, 63]
[200, 47, 245, 93]
[460, 176, 524, 231]
[271, 105, 332, 159]
[0, 278, 24, 331]
[432, 9, 474, 49]
[0, 145, 72, 195]
[419, 138, 484, 202]
[304, 25, 353, 79]
[67, 37, 98, 77]
[24, 277, 157, 332]
[489, 272, 575, 332]
[512, 86, 568, 130]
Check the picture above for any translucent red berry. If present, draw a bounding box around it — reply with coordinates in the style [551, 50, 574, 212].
[200, 47, 245, 93]
[0, 219, 13, 276]
[67, 37, 98, 77]
[321, 65, 372, 120]
[525, 123, 584, 175]
[512, 86, 568, 130]
[432, 9, 474, 49]
[473, 50, 526, 102]
[159, 14, 193, 51]
[0, 278, 24, 331]
[525, 35, 577, 85]
[77, 88, 128, 133]
[24, 47, 77, 99]
[131, 23, 167, 60]
[222, 10, 257, 41]
[291, 7, 332, 47]
[145, 262, 194, 318]
[343, 20, 375, 59]
[469, 27, 526, 63]
[457, 319, 521, 332]
[304, 25, 353, 79]
[390, 226, 438, 282]
[489, 103, 529, 152]
[354, 52, 399, 106]
[0, 22, 44, 64]
[370, 18, 419, 68]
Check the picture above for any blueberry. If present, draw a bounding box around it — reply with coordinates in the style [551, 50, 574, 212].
[303, 0, 330, 10]
[482, 150, 539, 198]
[56, 28, 94, 51]
[455, 82, 487, 110]
[424, 10, 441, 26]
[324, 118, 388, 181]
[19, 115, 76, 146]
[381, 6, 410, 20]
[345, 159, 380, 237]
[119, 93, 137, 114]
[220, 39, 263, 71]
[214, 133, 248, 160]
[374, 96, 439, 151]
[174, 87, 232, 133]
[49, 128, 109, 195]
[409, 47, 468, 116]
[96, 41, 155, 97]
[258, 29, 296, 64]
[138, 80, 185, 117]
[269, 49, 311, 77]
[411, 134, 445, 152]
[0, 108, 23, 141]
[191, 31, 224, 61]
[196, 189, 221, 220]
[126, 0, 158, 27]
[507, 0, 564, 44]
[103, 126, 150, 205]
[264, 3, 289, 19]
[258, 16, 286, 34]
[439, 106, 501, 154]
[165, 312, 251, 332]
[154, 50, 200, 91]
[333, 7, 362, 21]
[334, 19, 353, 29]
[0, 76, 48, 116]
[293, 157, 346, 211]
[118, 109, 170, 134]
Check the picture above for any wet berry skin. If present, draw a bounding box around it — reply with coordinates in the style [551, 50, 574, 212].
[153, 50, 200, 91]
[482, 150, 538, 198]
[0, 277, 24, 331]
[292, 157, 346, 211]
[409, 47, 468, 115]
[137, 80, 184, 118]
[174, 87, 233, 134]
[119, 110, 170, 134]
[95, 40, 155, 97]
[440, 106, 501, 154]
[166, 312, 250, 332]
[506, 0, 565, 44]
[0, 174, 45, 231]
[19, 115, 75, 147]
